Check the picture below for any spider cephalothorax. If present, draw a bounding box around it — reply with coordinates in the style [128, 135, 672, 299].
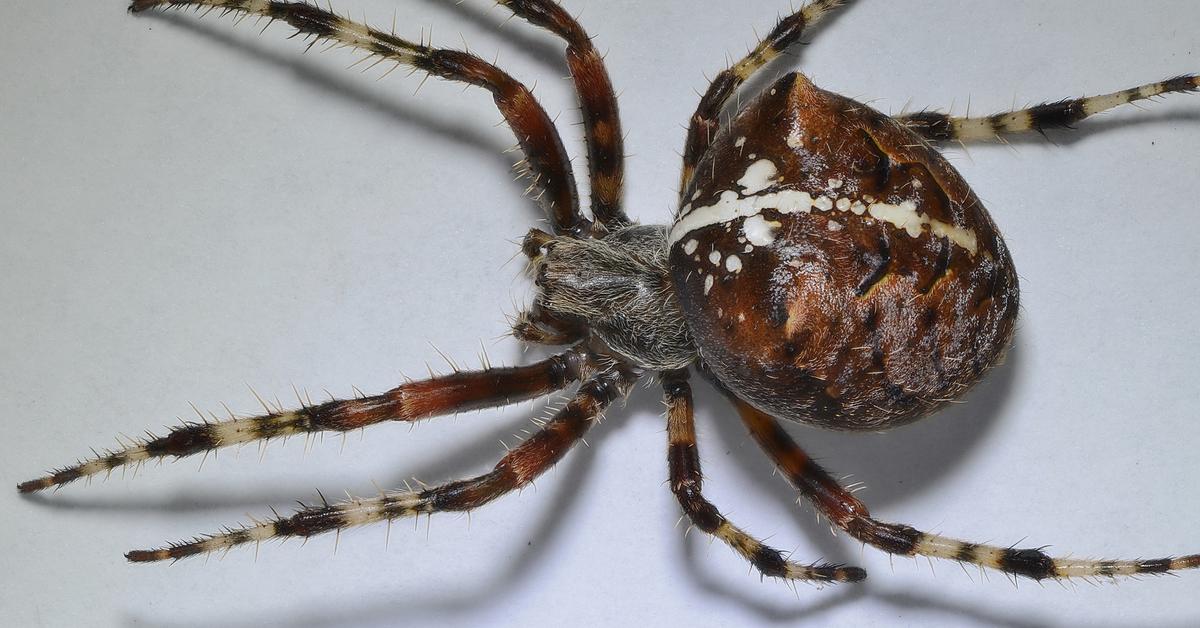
[529, 224, 695, 371]
[19, 0, 1200, 587]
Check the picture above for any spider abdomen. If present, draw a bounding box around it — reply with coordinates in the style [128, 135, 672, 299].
[669, 73, 1018, 430]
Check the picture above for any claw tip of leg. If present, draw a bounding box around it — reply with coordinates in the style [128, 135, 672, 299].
[126, 549, 166, 563]
[840, 566, 868, 582]
[17, 479, 47, 494]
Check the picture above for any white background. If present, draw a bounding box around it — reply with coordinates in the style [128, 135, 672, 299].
[3, 1, 1199, 626]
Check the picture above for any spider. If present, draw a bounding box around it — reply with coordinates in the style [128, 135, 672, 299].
[17, 0, 1200, 587]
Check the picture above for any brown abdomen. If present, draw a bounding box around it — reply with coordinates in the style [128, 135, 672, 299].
[668, 73, 1018, 430]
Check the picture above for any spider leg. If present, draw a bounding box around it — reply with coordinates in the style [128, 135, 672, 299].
[17, 347, 588, 493]
[679, 0, 853, 195]
[125, 363, 638, 562]
[512, 302, 586, 346]
[733, 398, 1200, 582]
[129, 0, 590, 236]
[663, 371, 864, 583]
[494, 0, 629, 232]
[898, 75, 1199, 142]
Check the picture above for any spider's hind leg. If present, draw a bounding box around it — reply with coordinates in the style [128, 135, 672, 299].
[126, 363, 638, 562]
[663, 371, 864, 583]
[898, 75, 1200, 142]
[680, 0, 853, 194]
[733, 398, 1200, 582]
[18, 348, 588, 493]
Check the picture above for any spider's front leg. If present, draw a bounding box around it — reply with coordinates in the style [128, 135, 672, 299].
[734, 398, 1200, 582]
[492, 0, 630, 231]
[18, 348, 587, 493]
[125, 363, 638, 562]
[130, 0, 591, 236]
[898, 75, 1199, 142]
[663, 371, 864, 583]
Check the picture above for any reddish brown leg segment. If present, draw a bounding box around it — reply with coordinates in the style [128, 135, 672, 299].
[664, 371, 864, 582]
[126, 366, 638, 562]
[734, 398, 1200, 581]
[679, 0, 851, 194]
[496, 0, 629, 231]
[18, 348, 587, 493]
[129, 0, 590, 236]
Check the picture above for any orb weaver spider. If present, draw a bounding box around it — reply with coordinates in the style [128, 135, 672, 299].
[15, 0, 1200, 594]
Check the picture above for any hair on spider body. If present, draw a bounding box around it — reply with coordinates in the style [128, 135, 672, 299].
[17, 0, 1200, 590]
[532, 224, 696, 371]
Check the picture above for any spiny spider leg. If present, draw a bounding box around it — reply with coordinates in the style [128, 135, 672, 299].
[679, 0, 852, 194]
[663, 371, 865, 583]
[126, 363, 639, 562]
[493, 0, 630, 231]
[18, 348, 588, 494]
[734, 398, 1200, 582]
[899, 75, 1200, 142]
[129, 0, 590, 236]
[512, 301, 586, 346]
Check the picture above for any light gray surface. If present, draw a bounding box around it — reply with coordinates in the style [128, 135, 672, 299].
[2, 1, 1199, 626]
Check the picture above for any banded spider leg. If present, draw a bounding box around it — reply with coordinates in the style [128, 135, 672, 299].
[127, 0, 590, 235]
[900, 76, 1200, 142]
[18, 348, 588, 494]
[20, 0, 640, 562]
[663, 370, 865, 583]
[124, 359, 637, 562]
[680, 0, 852, 193]
[732, 398, 1200, 582]
[495, 0, 629, 231]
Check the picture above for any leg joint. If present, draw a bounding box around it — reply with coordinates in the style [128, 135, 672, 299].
[845, 518, 921, 555]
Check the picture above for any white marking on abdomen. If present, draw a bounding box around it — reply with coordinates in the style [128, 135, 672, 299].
[742, 214, 782, 247]
[669, 188, 815, 247]
[670, 160, 980, 255]
[787, 127, 804, 148]
[737, 159, 779, 195]
[868, 201, 979, 254]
